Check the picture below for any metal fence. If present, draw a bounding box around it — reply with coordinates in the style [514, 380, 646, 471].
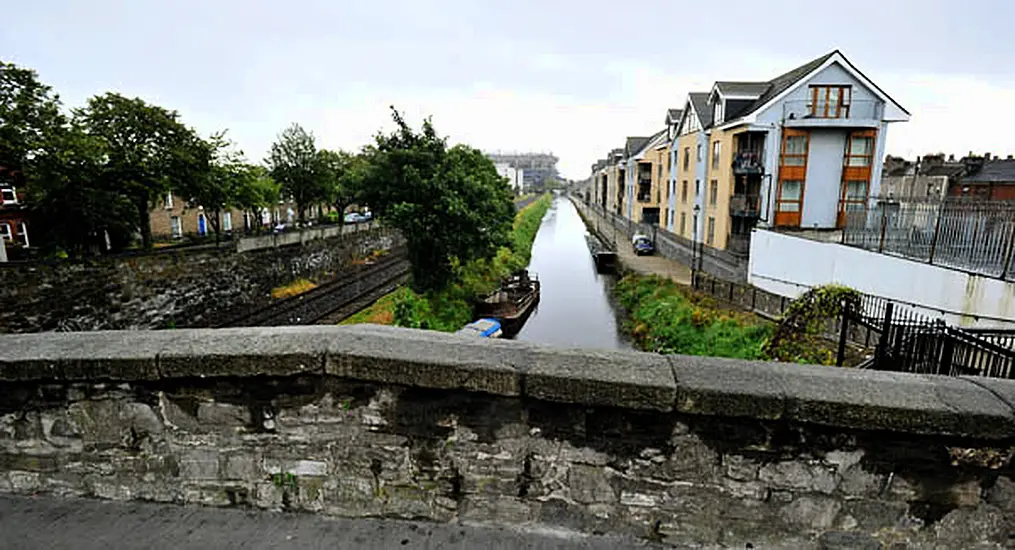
[842, 197, 1015, 280]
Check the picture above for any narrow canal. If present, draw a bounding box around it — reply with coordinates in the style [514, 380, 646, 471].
[514, 196, 630, 350]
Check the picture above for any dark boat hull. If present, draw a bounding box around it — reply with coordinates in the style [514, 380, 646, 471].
[585, 233, 617, 273]
[474, 277, 541, 338]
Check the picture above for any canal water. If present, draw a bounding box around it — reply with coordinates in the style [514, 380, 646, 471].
[514, 197, 630, 350]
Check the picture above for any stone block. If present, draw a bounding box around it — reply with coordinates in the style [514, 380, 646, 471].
[817, 531, 883, 550]
[67, 401, 164, 449]
[784, 367, 1015, 439]
[724, 454, 761, 482]
[459, 496, 535, 524]
[180, 448, 220, 480]
[326, 325, 524, 397]
[197, 402, 251, 426]
[220, 452, 259, 481]
[0, 331, 165, 381]
[986, 475, 1015, 514]
[671, 355, 788, 420]
[934, 505, 1006, 545]
[158, 327, 327, 378]
[525, 347, 675, 411]
[263, 458, 328, 477]
[840, 499, 908, 532]
[759, 460, 837, 494]
[779, 496, 841, 530]
[567, 463, 617, 504]
[8, 471, 41, 493]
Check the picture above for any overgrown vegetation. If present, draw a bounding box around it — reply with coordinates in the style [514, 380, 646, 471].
[762, 284, 862, 365]
[616, 274, 773, 359]
[270, 279, 317, 299]
[345, 195, 552, 331]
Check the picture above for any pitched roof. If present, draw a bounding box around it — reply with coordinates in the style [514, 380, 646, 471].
[715, 81, 769, 97]
[964, 159, 1015, 184]
[625, 136, 651, 157]
[740, 51, 837, 116]
[688, 92, 712, 127]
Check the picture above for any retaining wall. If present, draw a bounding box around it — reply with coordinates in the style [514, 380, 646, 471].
[0, 226, 398, 333]
[2, 326, 1015, 548]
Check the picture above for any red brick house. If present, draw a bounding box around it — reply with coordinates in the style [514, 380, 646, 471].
[0, 166, 29, 255]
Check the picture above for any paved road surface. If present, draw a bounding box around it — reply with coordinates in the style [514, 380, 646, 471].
[0, 495, 664, 550]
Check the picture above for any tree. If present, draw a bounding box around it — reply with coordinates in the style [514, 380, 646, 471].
[28, 124, 137, 256]
[233, 166, 280, 232]
[359, 108, 514, 291]
[76, 93, 207, 249]
[0, 62, 65, 176]
[317, 149, 366, 220]
[266, 123, 328, 224]
[174, 132, 249, 243]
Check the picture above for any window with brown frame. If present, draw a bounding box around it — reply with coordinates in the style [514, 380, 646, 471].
[706, 217, 715, 245]
[683, 147, 690, 170]
[809, 85, 852, 118]
[781, 134, 808, 166]
[681, 180, 688, 203]
[711, 141, 721, 171]
[709, 180, 718, 206]
[777, 181, 803, 212]
[844, 133, 875, 167]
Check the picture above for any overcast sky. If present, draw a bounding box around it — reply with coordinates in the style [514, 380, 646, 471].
[3, 0, 1013, 179]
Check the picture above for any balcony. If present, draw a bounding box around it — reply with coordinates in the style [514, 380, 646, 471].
[732, 152, 764, 175]
[636, 179, 652, 202]
[782, 99, 883, 128]
[730, 194, 761, 218]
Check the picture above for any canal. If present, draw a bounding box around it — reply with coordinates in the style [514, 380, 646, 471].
[514, 197, 630, 350]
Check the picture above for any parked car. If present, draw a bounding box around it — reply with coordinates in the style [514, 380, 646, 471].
[632, 234, 654, 256]
[343, 213, 360, 224]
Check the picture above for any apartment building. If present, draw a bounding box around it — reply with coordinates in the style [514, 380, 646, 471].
[670, 93, 712, 244]
[672, 50, 909, 254]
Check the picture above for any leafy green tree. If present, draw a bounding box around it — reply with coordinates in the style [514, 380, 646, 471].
[316, 148, 367, 220]
[174, 131, 256, 242]
[0, 62, 65, 176]
[28, 124, 137, 256]
[266, 123, 328, 223]
[76, 93, 207, 249]
[233, 166, 280, 232]
[359, 108, 514, 291]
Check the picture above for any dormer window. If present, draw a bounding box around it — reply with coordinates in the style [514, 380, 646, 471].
[1, 186, 17, 205]
[809, 86, 852, 118]
[713, 101, 724, 124]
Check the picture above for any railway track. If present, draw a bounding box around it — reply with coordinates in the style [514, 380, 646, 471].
[218, 251, 410, 327]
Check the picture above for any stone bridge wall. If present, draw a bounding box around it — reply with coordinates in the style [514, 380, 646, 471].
[0, 227, 400, 333]
[2, 326, 1015, 548]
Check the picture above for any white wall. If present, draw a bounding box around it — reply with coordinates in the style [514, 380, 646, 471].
[749, 229, 1015, 328]
[801, 130, 846, 228]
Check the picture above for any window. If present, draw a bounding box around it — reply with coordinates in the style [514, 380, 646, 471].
[845, 134, 874, 167]
[809, 86, 852, 118]
[1, 186, 17, 205]
[683, 147, 690, 170]
[709, 180, 718, 206]
[18, 222, 28, 246]
[657, 164, 663, 181]
[695, 179, 701, 197]
[668, 208, 675, 227]
[223, 212, 232, 232]
[165, 192, 174, 209]
[706, 217, 715, 245]
[170, 216, 182, 239]
[669, 180, 675, 199]
[713, 101, 723, 124]
[781, 134, 808, 166]
[681, 181, 688, 203]
[0, 222, 11, 241]
[778, 181, 803, 212]
[679, 212, 686, 236]
[711, 142, 721, 170]
[696, 144, 702, 162]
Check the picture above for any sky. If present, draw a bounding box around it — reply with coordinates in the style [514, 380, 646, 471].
[3, 0, 1015, 180]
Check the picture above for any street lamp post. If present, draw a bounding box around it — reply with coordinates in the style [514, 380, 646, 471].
[692, 204, 701, 280]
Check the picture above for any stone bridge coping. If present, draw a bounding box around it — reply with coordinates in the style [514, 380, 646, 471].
[3, 324, 1015, 440]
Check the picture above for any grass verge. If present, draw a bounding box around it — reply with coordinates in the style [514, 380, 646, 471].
[615, 274, 773, 359]
[271, 279, 318, 300]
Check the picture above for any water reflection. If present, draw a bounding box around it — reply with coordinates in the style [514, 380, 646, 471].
[514, 197, 630, 350]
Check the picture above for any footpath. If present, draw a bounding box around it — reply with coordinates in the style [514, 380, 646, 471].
[573, 199, 692, 285]
[0, 494, 663, 550]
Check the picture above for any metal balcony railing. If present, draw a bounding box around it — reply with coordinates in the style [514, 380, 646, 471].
[782, 99, 883, 122]
[732, 152, 764, 174]
[730, 194, 761, 217]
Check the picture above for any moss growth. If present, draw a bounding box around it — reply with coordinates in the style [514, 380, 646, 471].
[345, 194, 552, 331]
[615, 274, 773, 359]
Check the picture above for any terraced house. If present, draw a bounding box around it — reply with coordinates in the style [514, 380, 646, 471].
[688, 50, 909, 253]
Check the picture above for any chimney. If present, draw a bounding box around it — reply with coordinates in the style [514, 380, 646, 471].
[985, 152, 992, 161]
[948, 154, 956, 162]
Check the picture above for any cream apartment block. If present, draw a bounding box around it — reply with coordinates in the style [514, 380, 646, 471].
[592, 50, 909, 259]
